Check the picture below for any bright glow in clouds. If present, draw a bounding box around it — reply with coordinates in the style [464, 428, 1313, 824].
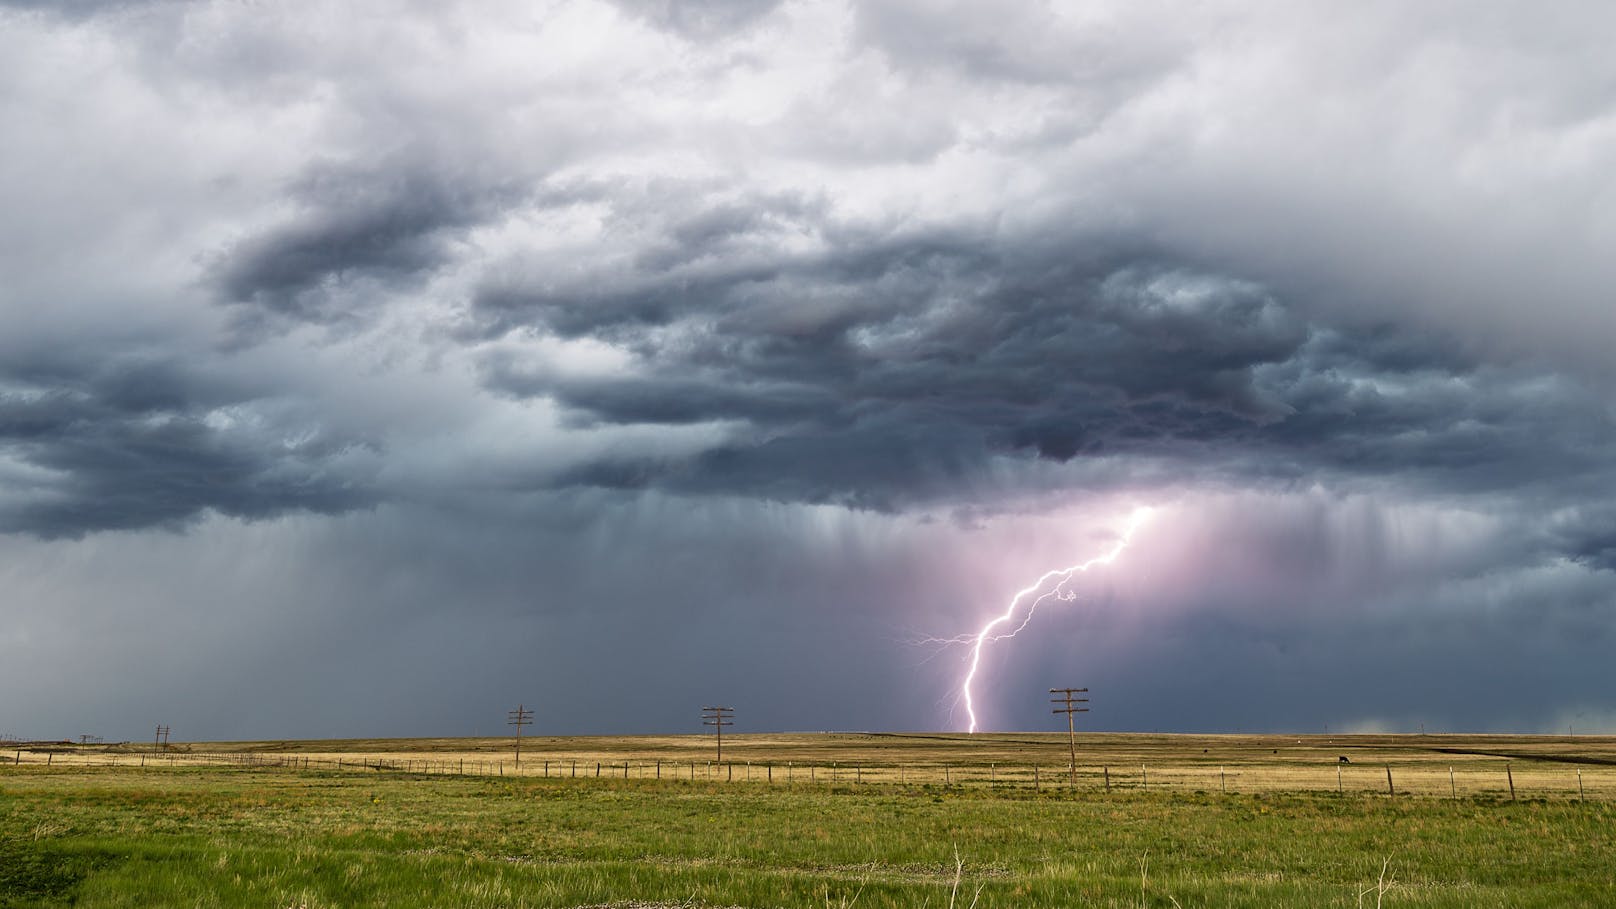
[944, 507, 1154, 733]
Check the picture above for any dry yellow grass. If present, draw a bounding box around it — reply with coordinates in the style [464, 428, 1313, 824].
[14, 731, 1615, 798]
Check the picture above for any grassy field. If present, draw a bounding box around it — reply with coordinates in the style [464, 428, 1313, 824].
[3, 733, 1614, 907]
[16, 732, 1616, 799]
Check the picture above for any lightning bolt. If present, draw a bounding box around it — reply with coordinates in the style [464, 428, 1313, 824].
[951, 507, 1153, 733]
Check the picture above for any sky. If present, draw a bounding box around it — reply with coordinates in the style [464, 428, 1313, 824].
[3, 0, 1615, 743]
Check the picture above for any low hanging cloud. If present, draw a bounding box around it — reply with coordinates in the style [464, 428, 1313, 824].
[0, 352, 377, 538]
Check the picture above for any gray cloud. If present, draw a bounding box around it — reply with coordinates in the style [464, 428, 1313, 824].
[472, 191, 1616, 517]
[0, 354, 376, 538]
[1555, 506, 1616, 573]
[608, 0, 786, 39]
[0, 0, 181, 18]
[853, 0, 1186, 89]
[2, 0, 1614, 739]
[213, 155, 528, 332]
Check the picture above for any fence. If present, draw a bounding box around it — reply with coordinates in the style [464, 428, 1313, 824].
[5, 747, 1611, 801]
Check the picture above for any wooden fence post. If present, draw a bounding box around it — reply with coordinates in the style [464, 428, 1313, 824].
[1449, 767, 1455, 799]
[1506, 763, 1515, 800]
[1220, 766, 1226, 794]
[1385, 766, 1394, 796]
[1141, 765, 1148, 791]
[1103, 765, 1109, 791]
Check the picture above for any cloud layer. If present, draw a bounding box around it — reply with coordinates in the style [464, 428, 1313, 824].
[3, 0, 1614, 738]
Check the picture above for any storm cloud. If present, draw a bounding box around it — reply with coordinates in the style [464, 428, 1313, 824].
[2, 0, 1614, 740]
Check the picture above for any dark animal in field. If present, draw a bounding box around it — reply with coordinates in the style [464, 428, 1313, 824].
[1338, 756, 1351, 764]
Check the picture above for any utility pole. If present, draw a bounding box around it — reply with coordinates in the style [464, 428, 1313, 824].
[1050, 687, 1089, 787]
[507, 705, 533, 767]
[701, 706, 733, 763]
[154, 725, 170, 751]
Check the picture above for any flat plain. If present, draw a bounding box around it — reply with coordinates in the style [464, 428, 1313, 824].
[3, 733, 1613, 907]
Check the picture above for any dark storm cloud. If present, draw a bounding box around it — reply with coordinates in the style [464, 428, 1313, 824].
[474, 184, 840, 339]
[1553, 506, 1616, 573]
[213, 156, 527, 331]
[5, 0, 1616, 741]
[473, 191, 1616, 517]
[0, 355, 375, 538]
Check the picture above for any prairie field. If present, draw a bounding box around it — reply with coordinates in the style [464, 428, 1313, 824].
[3, 733, 1613, 907]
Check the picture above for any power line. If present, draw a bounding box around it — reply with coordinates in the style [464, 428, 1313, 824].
[507, 704, 533, 767]
[1050, 687, 1089, 787]
[701, 706, 733, 763]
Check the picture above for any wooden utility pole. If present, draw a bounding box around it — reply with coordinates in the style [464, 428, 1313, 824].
[701, 706, 733, 763]
[507, 705, 533, 767]
[154, 725, 170, 752]
[1050, 687, 1089, 787]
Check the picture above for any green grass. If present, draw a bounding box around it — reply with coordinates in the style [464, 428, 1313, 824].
[3, 761, 1614, 908]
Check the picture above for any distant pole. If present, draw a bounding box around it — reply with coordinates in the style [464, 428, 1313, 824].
[1050, 687, 1090, 788]
[701, 706, 734, 763]
[507, 704, 533, 767]
[154, 725, 170, 752]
